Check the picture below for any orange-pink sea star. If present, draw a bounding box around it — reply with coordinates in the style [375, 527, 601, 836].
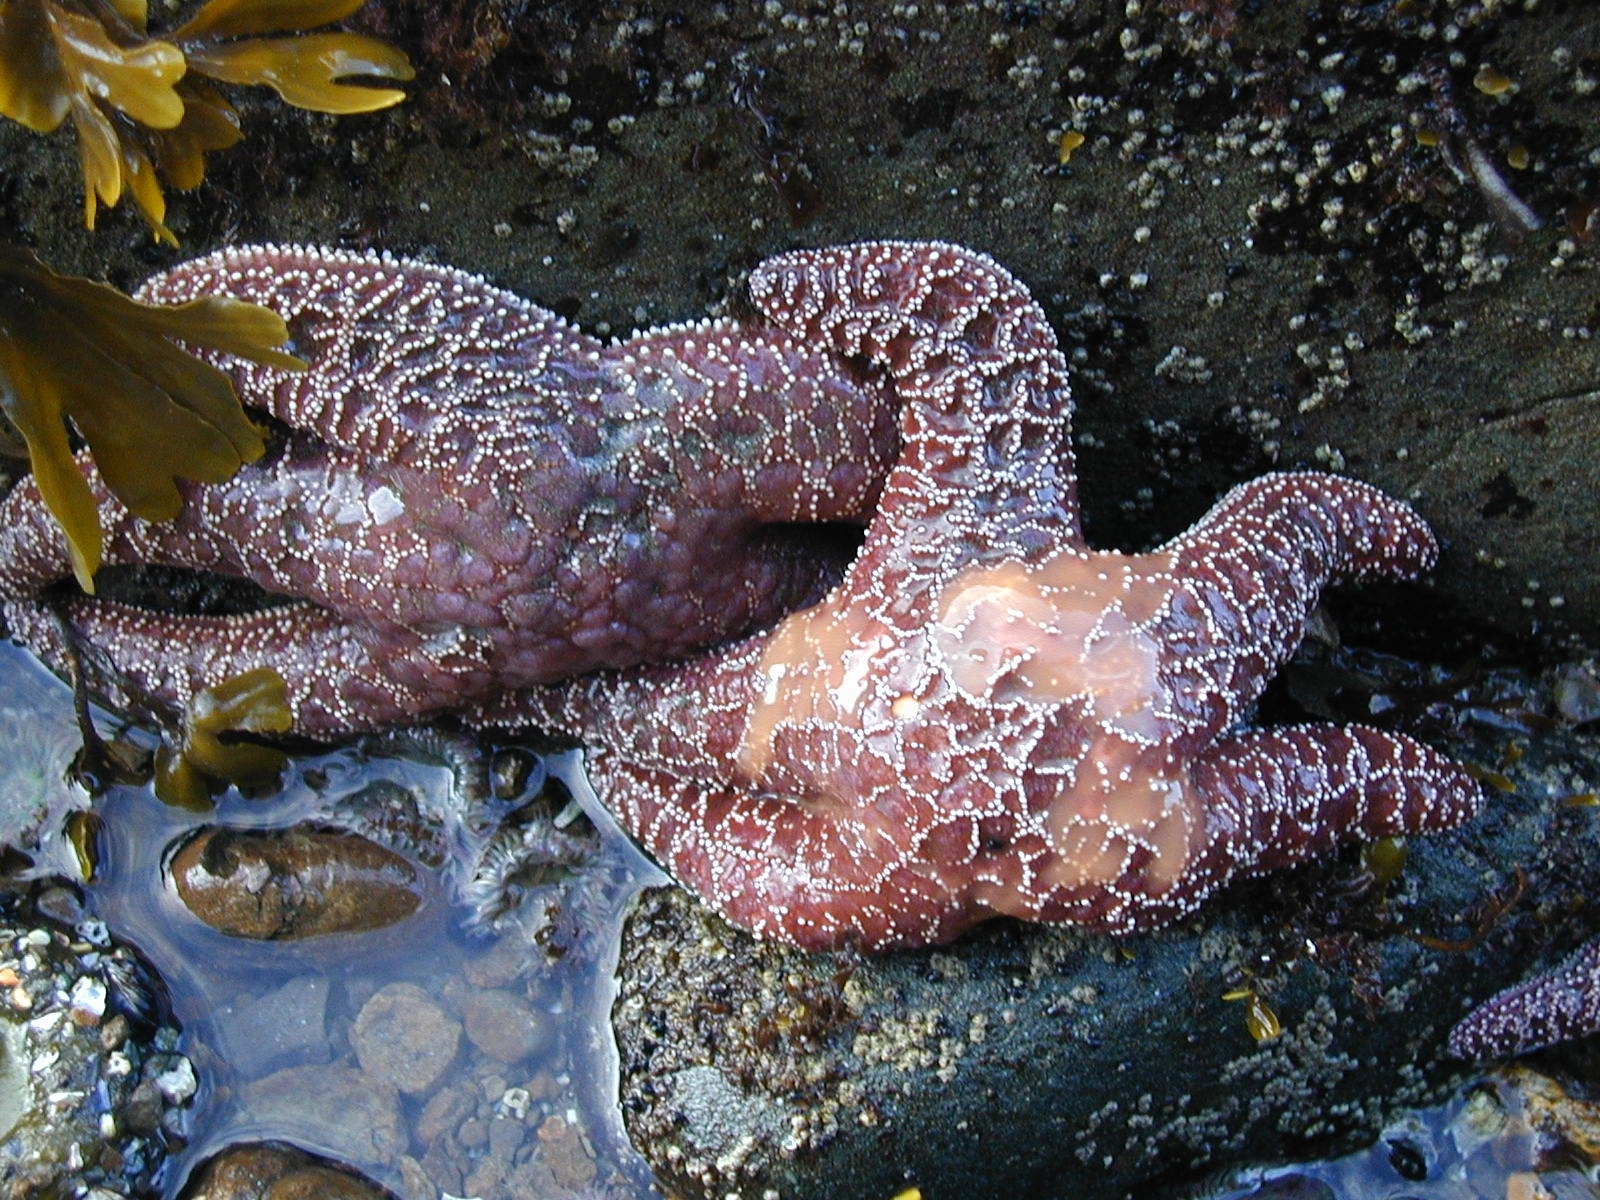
[484, 241, 1483, 950]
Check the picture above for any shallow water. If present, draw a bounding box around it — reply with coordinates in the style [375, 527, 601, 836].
[0, 641, 665, 1199]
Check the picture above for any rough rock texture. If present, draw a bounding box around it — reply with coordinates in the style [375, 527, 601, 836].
[610, 725, 1600, 1199]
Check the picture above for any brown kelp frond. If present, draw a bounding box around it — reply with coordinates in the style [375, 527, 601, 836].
[149, 78, 241, 190]
[173, 0, 413, 115]
[154, 666, 291, 810]
[0, 0, 184, 134]
[0, 246, 305, 591]
[0, 0, 188, 241]
[169, 0, 365, 41]
[182, 32, 413, 114]
[0, 0, 411, 241]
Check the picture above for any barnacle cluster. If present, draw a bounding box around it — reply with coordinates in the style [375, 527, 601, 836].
[0, 0, 413, 243]
[0, 245, 302, 591]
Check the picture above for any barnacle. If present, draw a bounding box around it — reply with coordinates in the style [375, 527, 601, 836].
[0, 245, 304, 590]
[154, 666, 292, 810]
[0, 0, 413, 242]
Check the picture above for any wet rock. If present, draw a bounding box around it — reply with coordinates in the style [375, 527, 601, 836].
[1198, 1065, 1600, 1199]
[238, 1064, 407, 1166]
[0, 645, 101, 881]
[350, 982, 461, 1097]
[182, 1140, 398, 1200]
[212, 974, 331, 1078]
[612, 728, 1600, 1200]
[536, 1113, 600, 1193]
[0, 882, 192, 1200]
[455, 987, 554, 1066]
[168, 825, 422, 939]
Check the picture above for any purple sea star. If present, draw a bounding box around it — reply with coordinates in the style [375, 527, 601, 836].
[0, 245, 897, 732]
[482, 241, 1484, 950]
[1450, 937, 1600, 1058]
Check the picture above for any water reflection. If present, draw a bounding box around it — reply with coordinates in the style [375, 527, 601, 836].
[0, 642, 665, 1199]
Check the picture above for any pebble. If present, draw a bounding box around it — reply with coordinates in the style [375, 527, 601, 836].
[0, 885, 193, 1198]
[183, 1140, 399, 1200]
[350, 981, 462, 1097]
[457, 987, 554, 1065]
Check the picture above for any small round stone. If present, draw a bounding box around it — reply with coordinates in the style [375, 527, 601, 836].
[350, 982, 462, 1096]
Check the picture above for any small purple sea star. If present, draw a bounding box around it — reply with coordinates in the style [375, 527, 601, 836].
[0, 245, 897, 732]
[482, 241, 1483, 950]
[1450, 937, 1600, 1059]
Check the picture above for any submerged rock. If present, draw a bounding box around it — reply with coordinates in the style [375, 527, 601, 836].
[350, 981, 462, 1097]
[182, 1140, 399, 1200]
[167, 825, 423, 939]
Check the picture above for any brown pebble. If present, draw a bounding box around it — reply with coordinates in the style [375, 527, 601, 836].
[350, 982, 461, 1097]
[184, 1141, 397, 1200]
[416, 1081, 476, 1148]
[459, 988, 554, 1065]
[458, 1117, 488, 1149]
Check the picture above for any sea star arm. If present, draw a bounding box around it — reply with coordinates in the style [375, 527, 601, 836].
[589, 756, 972, 949]
[1155, 470, 1442, 739]
[1186, 724, 1482, 910]
[136, 245, 606, 463]
[0, 596, 408, 733]
[1448, 936, 1600, 1058]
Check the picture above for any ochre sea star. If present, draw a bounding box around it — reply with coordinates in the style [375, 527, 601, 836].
[0, 245, 896, 731]
[482, 241, 1483, 949]
[0, 240, 1482, 950]
[1450, 937, 1600, 1059]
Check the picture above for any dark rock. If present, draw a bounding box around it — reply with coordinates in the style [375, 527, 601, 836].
[168, 825, 422, 940]
[181, 1140, 398, 1200]
[612, 727, 1600, 1200]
